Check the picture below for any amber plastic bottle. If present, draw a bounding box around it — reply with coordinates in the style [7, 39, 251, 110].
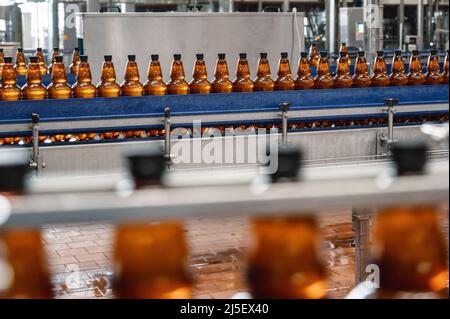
[120, 55, 144, 96]
[334, 51, 353, 88]
[425, 50, 443, 85]
[370, 142, 448, 299]
[314, 52, 333, 89]
[166, 54, 189, 95]
[35, 48, 48, 75]
[97, 55, 120, 97]
[274, 52, 295, 91]
[189, 53, 211, 94]
[47, 55, 71, 99]
[72, 55, 96, 98]
[248, 216, 327, 299]
[389, 50, 408, 86]
[0, 48, 4, 70]
[407, 50, 425, 85]
[371, 51, 390, 87]
[144, 54, 167, 96]
[339, 42, 348, 56]
[22, 56, 46, 100]
[69, 47, 80, 75]
[308, 43, 319, 67]
[443, 50, 449, 83]
[295, 52, 314, 90]
[353, 51, 372, 87]
[113, 221, 192, 298]
[211, 53, 233, 93]
[232, 53, 254, 92]
[253, 52, 274, 91]
[47, 47, 59, 75]
[0, 57, 21, 101]
[14, 48, 27, 76]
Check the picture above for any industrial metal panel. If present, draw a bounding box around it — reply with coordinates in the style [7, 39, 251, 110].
[340, 7, 364, 49]
[77, 12, 304, 83]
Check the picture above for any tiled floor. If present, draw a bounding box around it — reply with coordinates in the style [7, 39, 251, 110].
[43, 208, 448, 299]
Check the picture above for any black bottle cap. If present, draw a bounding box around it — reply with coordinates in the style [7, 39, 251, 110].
[0, 151, 30, 193]
[74, 47, 79, 52]
[376, 51, 384, 56]
[341, 42, 346, 46]
[412, 50, 419, 55]
[391, 141, 428, 176]
[53, 47, 59, 52]
[104, 55, 112, 62]
[36, 47, 42, 52]
[54, 55, 63, 63]
[29, 56, 38, 63]
[128, 55, 136, 62]
[3, 56, 12, 63]
[17, 47, 23, 52]
[196, 53, 204, 60]
[218, 53, 226, 59]
[395, 50, 402, 56]
[173, 54, 181, 60]
[150, 54, 158, 61]
[0, 48, 3, 53]
[281, 52, 288, 59]
[339, 51, 346, 57]
[430, 49, 437, 55]
[260, 52, 267, 59]
[320, 51, 328, 58]
[80, 55, 88, 62]
[270, 146, 303, 183]
[127, 145, 167, 187]
[357, 51, 365, 57]
[300, 52, 308, 58]
[311, 43, 317, 47]
[239, 53, 247, 59]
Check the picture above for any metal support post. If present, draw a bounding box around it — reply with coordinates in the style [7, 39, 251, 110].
[352, 207, 374, 284]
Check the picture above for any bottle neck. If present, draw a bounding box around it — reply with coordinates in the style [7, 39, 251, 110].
[236, 59, 251, 79]
[336, 56, 350, 75]
[427, 56, 440, 72]
[192, 60, 208, 80]
[373, 57, 387, 74]
[297, 58, 311, 76]
[409, 56, 422, 73]
[0, 53, 4, 63]
[51, 62, 68, 83]
[392, 57, 405, 73]
[16, 52, 26, 65]
[125, 61, 140, 81]
[277, 58, 292, 77]
[148, 61, 163, 81]
[444, 55, 449, 72]
[214, 60, 230, 79]
[26, 63, 42, 84]
[101, 61, 117, 82]
[170, 60, 186, 80]
[72, 52, 80, 64]
[256, 59, 271, 77]
[317, 58, 330, 75]
[77, 62, 92, 83]
[1, 63, 17, 84]
[36, 52, 45, 64]
[355, 57, 369, 75]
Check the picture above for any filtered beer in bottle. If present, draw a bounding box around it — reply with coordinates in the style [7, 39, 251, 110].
[69, 47, 80, 75]
[211, 53, 233, 93]
[353, 51, 372, 87]
[308, 43, 319, 67]
[120, 55, 144, 96]
[370, 142, 448, 299]
[274, 52, 295, 91]
[389, 50, 407, 86]
[253, 52, 274, 91]
[333, 51, 353, 88]
[314, 52, 333, 89]
[35, 48, 48, 75]
[22, 56, 46, 100]
[72, 55, 96, 98]
[47, 47, 59, 75]
[144, 54, 167, 96]
[166, 54, 189, 95]
[443, 50, 449, 83]
[189, 53, 211, 94]
[407, 50, 425, 85]
[47, 56, 72, 99]
[424, 49, 442, 85]
[295, 52, 314, 90]
[371, 51, 389, 87]
[232, 53, 254, 92]
[0, 57, 21, 101]
[97, 55, 121, 97]
[14, 48, 27, 76]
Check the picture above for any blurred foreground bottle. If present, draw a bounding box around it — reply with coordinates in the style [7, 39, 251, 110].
[253, 53, 274, 91]
[69, 47, 80, 75]
[407, 50, 425, 85]
[144, 54, 167, 96]
[274, 52, 294, 91]
[295, 52, 314, 90]
[370, 142, 448, 299]
[424, 50, 442, 85]
[167, 54, 189, 95]
[22, 56, 46, 100]
[353, 51, 371, 87]
[333, 51, 353, 88]
[371, 51, 389, 87]
[389, 50, 407, 86]
[308, 43, 319, 67]
[72, 55, 96, 98]
[189, 54, 211, 94]
[14, 48, 27, 76]
[233, 53, 254, 92]
[442, 50, 449, 83]
[97, 55, 121, 97]
[47, 56, 71, 99]
[211, 53, 233, 93]
[47, 47, 59, 75]
[314, 52, 333, 89]
[35, 48, 48, 75]
[0, 57, 21, 101]
[120, 55, 144, 96]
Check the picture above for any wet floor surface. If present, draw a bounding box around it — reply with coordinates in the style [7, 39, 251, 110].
[43, 208, 448, 299]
